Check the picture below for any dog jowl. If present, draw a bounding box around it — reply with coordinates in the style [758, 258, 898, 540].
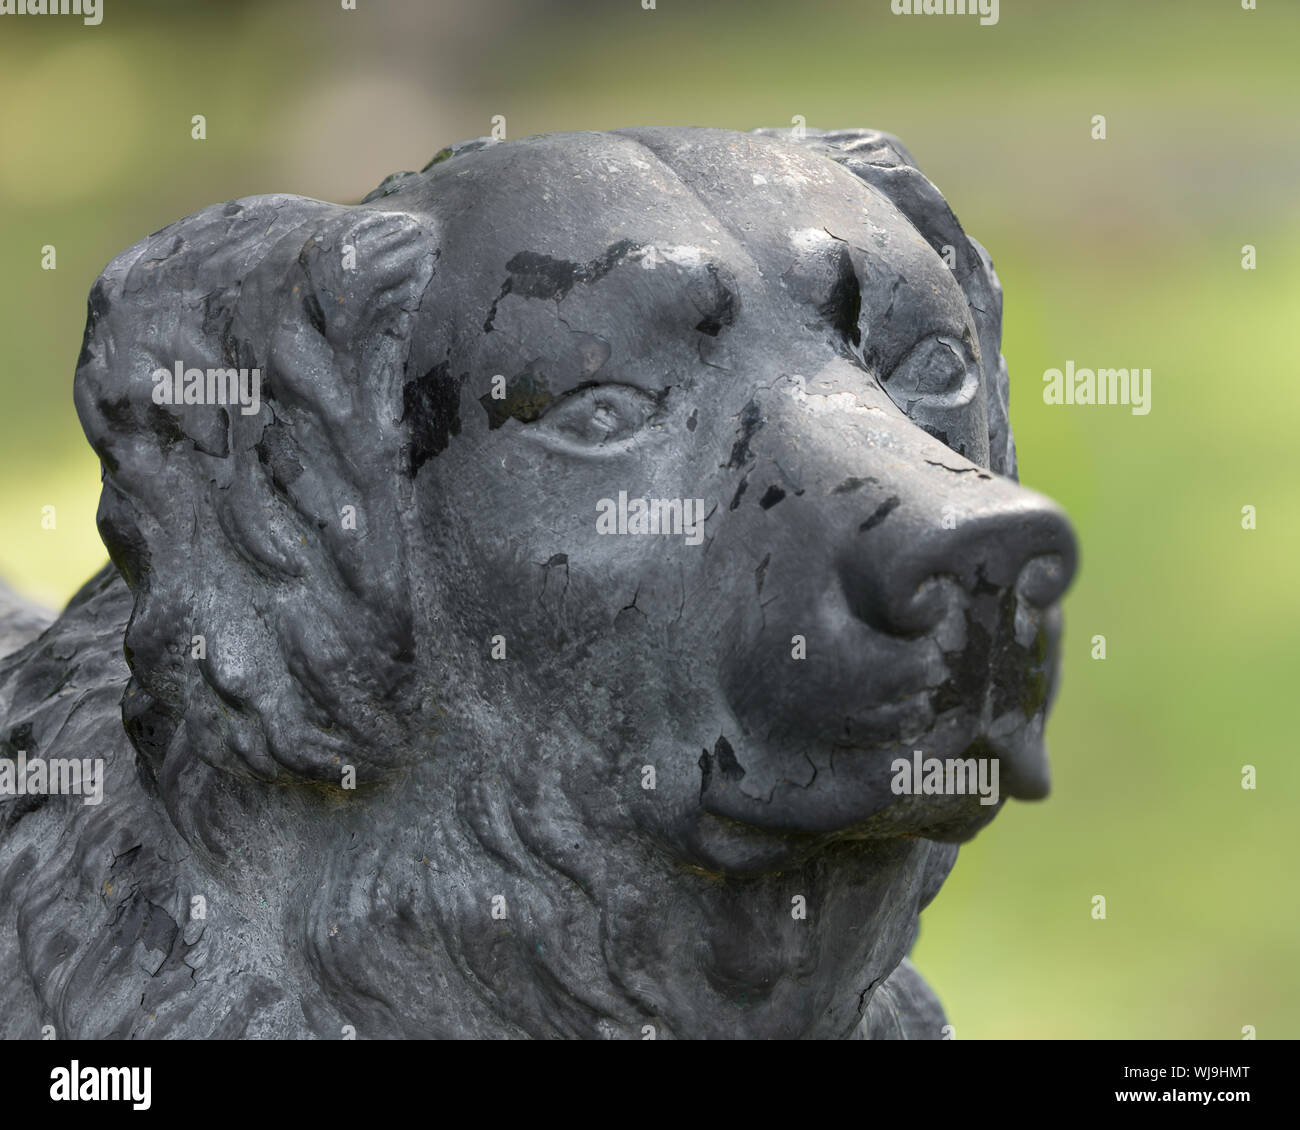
[1, 127, 1076, 1040]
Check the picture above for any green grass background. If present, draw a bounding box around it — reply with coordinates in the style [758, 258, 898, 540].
[1, 0, 1295, 1038]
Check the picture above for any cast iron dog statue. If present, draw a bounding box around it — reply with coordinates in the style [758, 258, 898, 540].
[0, 126, 1076, 1038]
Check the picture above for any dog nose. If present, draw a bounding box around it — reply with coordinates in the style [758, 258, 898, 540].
[840, 485, 1077, 637]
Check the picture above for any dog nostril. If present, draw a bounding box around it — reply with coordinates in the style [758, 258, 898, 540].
[838, 566, 961, 639]
[888, 575, 957, 637]
[1016, 553, 1071, 609]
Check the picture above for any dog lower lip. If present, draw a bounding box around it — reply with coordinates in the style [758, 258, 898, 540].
[698, 716, 1051, 836]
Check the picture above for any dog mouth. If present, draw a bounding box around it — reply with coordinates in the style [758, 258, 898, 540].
[701, 602, 1064, 841]
[697, 727, 1044, 842]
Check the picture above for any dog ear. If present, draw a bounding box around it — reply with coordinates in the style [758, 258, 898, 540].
[751, 127, 1018, 480]
[74, 196, 440, 785]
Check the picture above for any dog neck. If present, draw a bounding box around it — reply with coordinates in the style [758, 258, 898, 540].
[291, 747, 943, 1039]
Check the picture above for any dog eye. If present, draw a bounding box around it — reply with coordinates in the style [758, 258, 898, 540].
[883, 333, 978, 408]
[535, 383, 663, 448]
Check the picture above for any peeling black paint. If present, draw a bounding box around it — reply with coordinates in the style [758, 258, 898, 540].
[505, 239, 640, 302]
[858, 495, 901, 533]
[729, 476, 749, 511]
[833, 476, 877, 495]
[930, 612, 992, 717]
[402, 362, 463, 473]
[145, 403, 187, 449]
[698, 734, 746, 797]
[690, 262, 740, 337]
[478, 364, 554, 429]
[483, 277, 512, 332]
[726, 400, 764, 469]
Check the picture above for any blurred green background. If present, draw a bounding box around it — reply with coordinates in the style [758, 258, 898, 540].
[1, 0, 1295, 1038]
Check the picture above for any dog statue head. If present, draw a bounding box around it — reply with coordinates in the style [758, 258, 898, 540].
[7, 127, 1075, 1039]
